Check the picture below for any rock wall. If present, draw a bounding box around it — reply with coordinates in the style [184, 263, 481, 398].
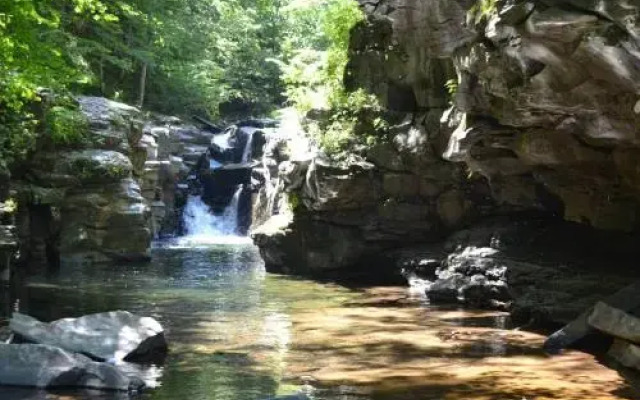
[350, 0, 640, 230]
[252, 0, 640, 321]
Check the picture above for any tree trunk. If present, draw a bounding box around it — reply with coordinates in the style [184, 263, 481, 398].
[99, 58, 106, 95]
[137, 62, 147, 108]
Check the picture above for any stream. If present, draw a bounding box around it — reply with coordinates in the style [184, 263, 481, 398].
[0, 191, 636, 400]
[0, 238, 636, 400]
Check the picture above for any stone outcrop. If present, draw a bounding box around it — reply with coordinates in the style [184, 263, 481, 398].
[0, 201, 17, 282]
[401, 216, 638, 324]
[14, 96, 153, 265]
[253, 113, 498, 275]
[0, 344, 143, 391]
[349, 0, 640, 231]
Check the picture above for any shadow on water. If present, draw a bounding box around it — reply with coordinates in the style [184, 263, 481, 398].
[1, 243, 639, 400]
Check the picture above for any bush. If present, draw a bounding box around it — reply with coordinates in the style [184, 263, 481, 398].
[46, 106, 89, 146]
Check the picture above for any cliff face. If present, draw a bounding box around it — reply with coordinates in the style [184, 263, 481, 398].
[253, 0, 640, 302]
[350, 0, 640, 230]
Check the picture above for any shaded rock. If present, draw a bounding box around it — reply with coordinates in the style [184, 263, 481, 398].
[59, 179, 151, 262]
[608, 339, 640, 371]
[262, 395, 310, 400]
[0, 344, 143, 391]
[425, 246, 510, 308]
[10, 311, 167, 362]
[588, 302, 640, 344]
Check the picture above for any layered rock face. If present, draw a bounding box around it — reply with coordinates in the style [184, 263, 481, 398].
[14, 97, 153, 265]
[350, 0, 640, 230]
[252, 0, 640, 319]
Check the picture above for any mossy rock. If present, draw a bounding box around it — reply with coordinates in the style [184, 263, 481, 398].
[61, 150, 132, 184]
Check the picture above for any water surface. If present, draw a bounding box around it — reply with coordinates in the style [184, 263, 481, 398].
[0, 243, 636, 400]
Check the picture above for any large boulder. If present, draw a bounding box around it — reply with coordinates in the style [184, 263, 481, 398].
[10, 311, 167, 362]
[0, 344, 143, 391]
[59, 178, 151, 262]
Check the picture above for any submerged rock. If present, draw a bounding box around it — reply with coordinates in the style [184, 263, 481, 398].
[10, 311, 167, 362]
[0, 344, 143, 391]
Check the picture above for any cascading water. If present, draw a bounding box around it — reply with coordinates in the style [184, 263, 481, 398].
[241, 129, 254, 163]
[177, 186, 250, 246]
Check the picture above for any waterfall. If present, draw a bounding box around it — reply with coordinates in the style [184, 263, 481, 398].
[241, 130, 254, 163]
[177, 186, 250, 246]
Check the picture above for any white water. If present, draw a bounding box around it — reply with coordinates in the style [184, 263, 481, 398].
[241, 129, 255, 163]
[176, 187, 251, 246]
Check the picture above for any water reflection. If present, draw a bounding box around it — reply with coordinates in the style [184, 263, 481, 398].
[0, 244, 636, 400]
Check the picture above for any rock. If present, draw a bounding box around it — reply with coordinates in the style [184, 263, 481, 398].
[588, 302, 640, 344]
[9, 311, 167, 362]
[608, 339, 640, 371]
[0, 344, 143, 391]
[77, 96, 144, 154]
[425, 246, 510, 307]
[262, 395, 310, 400]
[59, 178, 151, 262]
[544, 281, 640, 353]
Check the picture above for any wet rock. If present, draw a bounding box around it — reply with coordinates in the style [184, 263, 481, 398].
[10, 311, 167, 362]
[425, 246, 510, 307]
[0, 344, 143, 391]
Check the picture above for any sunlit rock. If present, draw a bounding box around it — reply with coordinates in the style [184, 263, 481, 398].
[0, 344, 143, 391]
[10, 311, 167, 362]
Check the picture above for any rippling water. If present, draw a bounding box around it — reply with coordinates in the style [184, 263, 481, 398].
[0, 243, 636, 400]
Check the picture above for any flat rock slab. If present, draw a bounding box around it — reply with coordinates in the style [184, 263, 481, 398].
[10, 311, 167, 362]
[0, 344, 143, 391]
[609, 339, 640, 371]
[588, 302, 640, 344]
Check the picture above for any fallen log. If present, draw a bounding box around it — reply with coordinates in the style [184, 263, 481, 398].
[193, 115, 222, 133]
[543, 280, 640, 353]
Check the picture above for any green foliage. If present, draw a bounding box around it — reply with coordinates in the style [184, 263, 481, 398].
[0, 0, 371, 164]
[468, 0, 498, 24]
[445, 78, 459, 105]
[46, 106, 89, 146]
[279, 0, 385, 156]
[308, 89, 388, 156]
[445, 79, 459, 96]
[280, 0, 364, 113]
[287, 191, 301, 212]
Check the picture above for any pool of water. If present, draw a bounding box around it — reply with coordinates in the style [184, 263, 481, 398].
[0, 243, 637, 400]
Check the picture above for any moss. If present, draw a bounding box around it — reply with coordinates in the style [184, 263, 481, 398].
[46, 106, 89, 146]
[67, 152, 130, 183]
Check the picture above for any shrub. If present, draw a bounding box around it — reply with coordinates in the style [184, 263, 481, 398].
[46, 106, 89, 146]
